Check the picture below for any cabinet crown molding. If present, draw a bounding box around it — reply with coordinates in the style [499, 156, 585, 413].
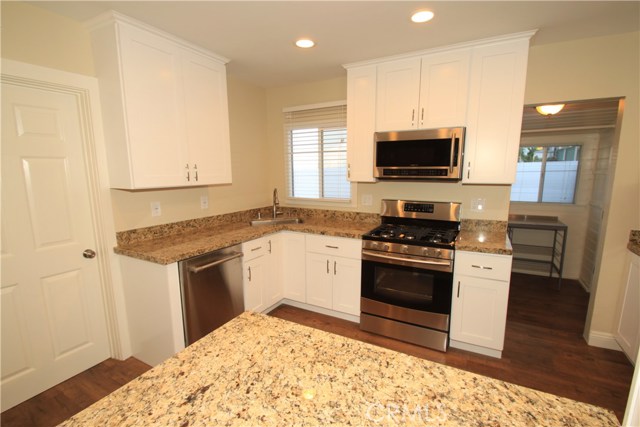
[343, 29, 537, 69]
[84, 10, 230, 65]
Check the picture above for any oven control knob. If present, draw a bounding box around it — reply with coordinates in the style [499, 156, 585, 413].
[383, 244, 390, 251]
[435, 249, 442, 257]
[371, 241, 379, 248]
[401, 245, 409, 253]
[422, 248, 431, 256]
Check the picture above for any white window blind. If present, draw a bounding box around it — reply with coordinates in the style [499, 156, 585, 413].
[284, 103, 350, 201]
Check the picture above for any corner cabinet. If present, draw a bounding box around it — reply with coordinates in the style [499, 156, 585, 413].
[462, 37, 530, 184]
[87, 12, 232, 189]
[450, 251, 513, 358]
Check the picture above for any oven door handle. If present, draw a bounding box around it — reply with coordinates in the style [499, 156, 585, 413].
[362, 249, 452, 268]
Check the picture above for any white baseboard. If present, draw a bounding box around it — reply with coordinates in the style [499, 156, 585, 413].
[449, 340, 502, 358]
[587, 330, 622, 351]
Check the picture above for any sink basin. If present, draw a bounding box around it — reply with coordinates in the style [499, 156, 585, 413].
[250, 217, 303, 226]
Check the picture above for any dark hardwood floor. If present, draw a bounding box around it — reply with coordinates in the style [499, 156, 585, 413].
[2, 273, 634, 425]
[269, 273, 634, 422]
[1, 357, 151, 427]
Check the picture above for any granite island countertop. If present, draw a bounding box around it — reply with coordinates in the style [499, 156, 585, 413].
[59, 312, 618, 426]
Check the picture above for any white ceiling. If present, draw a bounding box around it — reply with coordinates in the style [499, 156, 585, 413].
[29, 1, 640, 88]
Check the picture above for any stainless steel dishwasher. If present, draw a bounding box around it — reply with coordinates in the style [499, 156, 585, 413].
[178, 244, 244, 345]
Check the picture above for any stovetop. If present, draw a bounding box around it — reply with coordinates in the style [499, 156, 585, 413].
[363, 223, 459, 248]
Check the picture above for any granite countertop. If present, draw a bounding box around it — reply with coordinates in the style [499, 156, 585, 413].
[628, 230, 640, 256]
[115, 217, 376, 265]
[59, 312, 618, 426]
[114, 209, 514, 264]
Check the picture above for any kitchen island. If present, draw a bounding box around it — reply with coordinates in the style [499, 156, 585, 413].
[59, 312, 618, 426]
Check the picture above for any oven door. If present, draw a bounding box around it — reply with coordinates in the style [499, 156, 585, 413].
[361, 250, 453, 331]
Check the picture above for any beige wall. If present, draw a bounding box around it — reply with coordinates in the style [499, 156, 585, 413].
[1, 2, 270, 231]
[1, 2, 95, 76]
[525, 32, 640, 340]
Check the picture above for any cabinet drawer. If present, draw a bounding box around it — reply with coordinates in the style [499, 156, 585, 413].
[242, 238, 270, 261]
[454, 251, 512, 281]
[305, 234, 361, 259]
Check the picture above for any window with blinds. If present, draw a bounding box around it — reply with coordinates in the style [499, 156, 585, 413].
[284, 102, 350, 201]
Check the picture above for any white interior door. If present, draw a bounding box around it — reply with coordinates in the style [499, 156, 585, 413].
[1, 81, 110, 411]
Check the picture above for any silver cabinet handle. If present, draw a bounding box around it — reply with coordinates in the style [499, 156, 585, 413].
[188, 252, 243, 273]
[325, 245, 339, 249]
[185, 164, 190, 182]
[421, 107, 424, 126]
[471, 264, 493, 270]
[326, 259, 329, 274]
[411, 108, 415, 126]
[251, 246, 262, 252]
[248, 266, 252, 281]
[268, 240, 272, 254]
[334, 260, 337, 275]
[457, 281, 461, 298]
[194, 164, 198, 182]
[83, 249, 96, 259]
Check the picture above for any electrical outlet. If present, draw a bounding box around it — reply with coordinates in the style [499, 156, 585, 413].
[471, 198, 486, 212]
[200, 195, 209, 209]
[362, 194, 373, 206]
[151, 201, 161, 217]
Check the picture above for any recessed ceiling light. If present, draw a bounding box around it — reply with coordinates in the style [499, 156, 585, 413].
[295, 39, 315, 49]
[411, 10, 435, 23]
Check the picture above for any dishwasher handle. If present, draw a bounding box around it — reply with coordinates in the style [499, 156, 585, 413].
[188, 251, 243, 274]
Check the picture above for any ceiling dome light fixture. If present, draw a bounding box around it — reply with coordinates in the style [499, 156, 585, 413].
[295, 38, 315, 49]
[535, 104, 565, 116]
[411, 10, 435, 23]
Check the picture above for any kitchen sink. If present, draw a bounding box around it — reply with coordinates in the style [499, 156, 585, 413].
[250, 217, 303, 226]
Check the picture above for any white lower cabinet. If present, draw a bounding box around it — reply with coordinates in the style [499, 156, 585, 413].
[305, 235, 362, 317]
[450, 251, 512, 358]
[280, 232, 307, 303]
[242, 235, 282, 313]
[615, 251, 640, 364]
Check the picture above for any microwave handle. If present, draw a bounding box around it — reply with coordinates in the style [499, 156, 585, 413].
[449, 132, 456, 174]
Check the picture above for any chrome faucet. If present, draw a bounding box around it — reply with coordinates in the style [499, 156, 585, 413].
[272, 188, 282, 218]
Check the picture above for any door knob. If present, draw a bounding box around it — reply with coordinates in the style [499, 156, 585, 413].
[83, 249, 96, 259]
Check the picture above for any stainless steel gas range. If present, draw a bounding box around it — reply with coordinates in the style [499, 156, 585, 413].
[360, 199, 461, 352]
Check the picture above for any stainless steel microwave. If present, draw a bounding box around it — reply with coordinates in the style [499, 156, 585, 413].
[374, 127, 465, 180]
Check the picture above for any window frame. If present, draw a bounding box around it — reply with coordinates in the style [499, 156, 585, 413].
[283, 101, 355, 207]
[511, 143, 583, 204]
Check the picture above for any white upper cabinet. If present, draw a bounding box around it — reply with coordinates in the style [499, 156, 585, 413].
[463, 37, 530, 184]
[375, 57, 422, 131]
[346, 65, 377, 182]
[375, 50, 470, 132]
[418, 50, 470, 129]
[87, 12, 232, 189]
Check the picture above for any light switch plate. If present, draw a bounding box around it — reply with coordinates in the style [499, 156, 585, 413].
[362, 194, 373, 206]
[151, 201, 161, 217]
[200, 195, 209, 210]
[471, 198, 486, 212]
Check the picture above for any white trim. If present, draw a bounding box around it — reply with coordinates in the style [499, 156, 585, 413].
[586, 330, 623, 351]
[343, 30, 537, 69]
[283, 100, 346, 113]
[278, 299, 360, 323]
[623, 350, 640, 426]
[1, 59, 132, 360]
[450, 340, 502, 359]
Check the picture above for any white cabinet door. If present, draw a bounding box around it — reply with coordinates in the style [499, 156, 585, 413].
[182, 50, 232, 185]
[464, 38, 530, 184]
[346, 65, 377, 182]
[243, 254, 268, 313]
[305, 252, 334, 310]
[281, 232, 307, 303]
[332, 256, 361, 316]
[262, 236, 283, 309]
[418, 50, 470, 129]
[450, 275, 509, 350]
[89, 13, 231, 189]
[616, 252, 640, 364]
[376, 58, 421, 131]
[118, 24, 186, 188]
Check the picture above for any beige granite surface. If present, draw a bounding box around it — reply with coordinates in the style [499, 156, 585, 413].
[59, 312, 618, 427]
[457, 219, 512, 255]
[628, 230, 640, 256]
[115, 209, 513, 264]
